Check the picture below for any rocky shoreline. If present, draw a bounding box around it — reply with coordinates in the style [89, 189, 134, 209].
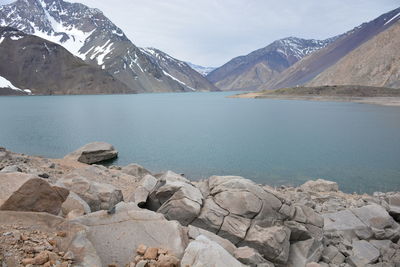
[0, 142, 399, 267]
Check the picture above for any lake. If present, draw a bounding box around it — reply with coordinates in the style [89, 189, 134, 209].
[0, 92, 399, 194]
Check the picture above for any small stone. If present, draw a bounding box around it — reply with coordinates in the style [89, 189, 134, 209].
[108, 264, 117, 267]
[136, 244, 147, 255]
[157, 254, 180, 267]
[56, 231, 67, 237]
[62, 251, 74, 261]
[158, 248, 168, 255]
[33, 251, 49, 265]
[136, 260, 148, 267]
[21, 258, 35, 265]
[144, 247, 158, 260]
[43, 261, 51, 267]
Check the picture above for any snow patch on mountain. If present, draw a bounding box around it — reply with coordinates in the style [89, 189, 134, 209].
[162, 70, 196, 91]
[186, 62, 216, 76]
[0, 75, 31, 94]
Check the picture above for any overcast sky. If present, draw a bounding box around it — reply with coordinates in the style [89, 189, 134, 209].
[1, 0, 399, 66]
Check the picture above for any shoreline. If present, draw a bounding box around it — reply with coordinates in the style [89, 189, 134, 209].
[230, 93, 400, 106]
[1, 144, 400, 266]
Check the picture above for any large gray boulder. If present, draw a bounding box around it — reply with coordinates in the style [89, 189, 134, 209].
[121, 163, 151, 179]
[351, 204, 400, 240]
[148, 171, 203, 226]
[385, 193, 400, 221]
[57, 174, 123, 212]
[300, 179, 339, 192]
[0, 172, 69, 215]
[71, 202, 188, 267]
[286, 238, 323, 267]
[234, 246, 274, 267]
[181, 235, 244, 267]
[323, 209, 373, 241]
[64, 142, 118, 164]
[240, 225, 291, 264]
[351, 240, 380, 265]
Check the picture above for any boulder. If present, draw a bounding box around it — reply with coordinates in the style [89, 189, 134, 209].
[121, 163, 151, 178]
[180, 235, 244, 267]
[0, 211, 102, 266]
[128, 174, 157, 207]
[0, 165, 21, 173]
[57, 175, 123, 212]
[71, 202, 188, 267]
[187, 225, 237, 256]
[286, 238, 323, 267]
[300, 179, 339, 192]
[240, 225, 291, 264]
[191, 197, 229, 233]
[234, 246, 274, 267]
[61, 191, 91, 216]
[351, 204, 400, 240]
[64, 142, 118, 164]
[219, 214, 251, 244]
[321, 245, 345, 265]
[386, 193, 400, 221]
[0, 173, 68, 215]
[323, 209, 373, 241]
[148, 171, 203, 226]
[351, 240, 380, 264]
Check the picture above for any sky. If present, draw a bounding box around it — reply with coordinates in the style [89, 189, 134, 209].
[0, 0, 399, 66]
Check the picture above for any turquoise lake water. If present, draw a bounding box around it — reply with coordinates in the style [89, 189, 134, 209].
[0, 92, 399, 193]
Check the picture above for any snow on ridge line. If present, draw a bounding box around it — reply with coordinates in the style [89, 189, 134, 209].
[162, 70, 196, 91]
[384, 12, 400, 26]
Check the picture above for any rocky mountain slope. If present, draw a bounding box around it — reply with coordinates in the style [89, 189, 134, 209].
[0, 27, 132, 95]
[259, 7, 400, 90]
[308, 19, 400, 89]
[0, 0, 214, 93]
[0, 143, 400, 266]
[206, 37, 337, 91]
[141, 48, 219, 92]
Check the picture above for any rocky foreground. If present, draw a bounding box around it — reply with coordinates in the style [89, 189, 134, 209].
[0, 142, 399, 267]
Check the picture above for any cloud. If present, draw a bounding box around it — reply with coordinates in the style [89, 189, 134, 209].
[1, 0, 399, 66]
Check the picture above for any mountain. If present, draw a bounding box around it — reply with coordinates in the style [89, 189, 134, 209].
[141, 48, 219, 92]
[206, 37, 337, 91]
[308, 15, 400, 88]
[186, 62, 216, 76]
[0, 27, 131, 95]
[259, 7, 400, 90]
[0, 0, 214, 93]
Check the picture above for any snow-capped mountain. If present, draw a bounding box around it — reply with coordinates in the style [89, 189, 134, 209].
[0, 26, 131, 95]
[186, 62, 216, 76]
[206, 36, 338, 91]
[141, 48, 219, 92]
[0, 0, 214, 93]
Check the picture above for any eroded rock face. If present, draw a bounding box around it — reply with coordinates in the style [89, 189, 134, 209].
[71, 202, 188, 267]
[64, 142, 118, 164]
[57, 174, 123, 212]
[0, 173, 69, 215]
[180, 235, 244, 267]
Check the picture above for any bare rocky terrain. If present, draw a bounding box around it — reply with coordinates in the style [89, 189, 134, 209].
[0, 143, 399, 267]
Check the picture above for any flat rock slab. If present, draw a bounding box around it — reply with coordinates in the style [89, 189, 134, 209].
[71, 202, 188, 267]
[64, 142, 118, 164]
[0, 172, 69, 215]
